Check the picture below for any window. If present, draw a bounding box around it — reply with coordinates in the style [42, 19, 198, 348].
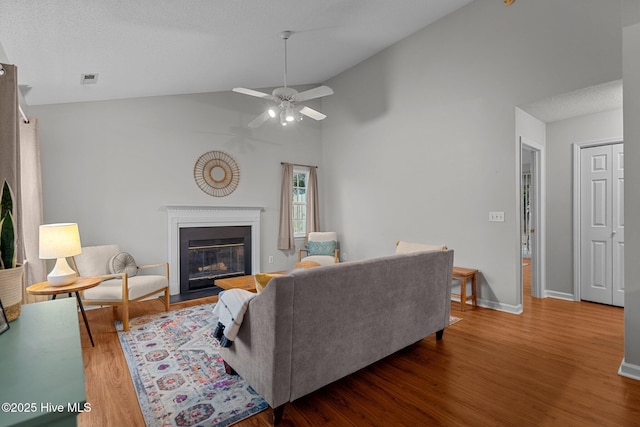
[292, 167, 309, 238]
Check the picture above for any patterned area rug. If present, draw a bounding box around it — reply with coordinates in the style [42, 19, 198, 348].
[449, 316, 462, 325]
[116, 303, 268, 427]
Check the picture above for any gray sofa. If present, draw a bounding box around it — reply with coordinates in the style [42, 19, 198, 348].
[220, 249, 454, 424]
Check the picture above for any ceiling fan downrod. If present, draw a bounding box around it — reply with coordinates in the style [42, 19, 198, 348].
[281, 31, 291, 88]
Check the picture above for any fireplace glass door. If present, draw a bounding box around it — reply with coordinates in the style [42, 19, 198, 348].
[180, 226, 251, 294]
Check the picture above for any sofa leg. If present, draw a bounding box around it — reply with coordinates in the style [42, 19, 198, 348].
[272, 405, 285, 425]
[223, 360, 237, 376]
[436, 329, 444, 340]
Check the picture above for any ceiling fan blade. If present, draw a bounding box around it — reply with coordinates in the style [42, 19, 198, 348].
[296, 85, 334, 102]
[233, 87, 272, 99]
[248, 110, 271, 128]
[300, 106, 327, 121]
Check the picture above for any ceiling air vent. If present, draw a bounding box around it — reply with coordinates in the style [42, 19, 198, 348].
[80, 73, 99, 85]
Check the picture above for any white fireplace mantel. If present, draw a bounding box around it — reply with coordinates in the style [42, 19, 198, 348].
[165, 205, 263, 295]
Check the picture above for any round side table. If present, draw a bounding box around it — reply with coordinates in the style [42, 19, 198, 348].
[27, 276, 102, 347]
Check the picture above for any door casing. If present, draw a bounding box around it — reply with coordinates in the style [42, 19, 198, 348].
[519, 137, 545, 301]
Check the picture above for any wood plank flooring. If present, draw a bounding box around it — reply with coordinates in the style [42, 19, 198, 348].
[75, 265, 640, 426]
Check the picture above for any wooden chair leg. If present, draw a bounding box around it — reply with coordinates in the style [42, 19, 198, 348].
[164, 287, 170, 311]
[123, 300, 130, 332]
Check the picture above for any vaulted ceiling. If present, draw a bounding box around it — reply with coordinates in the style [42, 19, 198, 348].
[0, 0, 473, 106]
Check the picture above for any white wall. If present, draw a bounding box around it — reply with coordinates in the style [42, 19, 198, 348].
[516, 109, 546, 149]
[30, 90, 323, 273]
[622, 0, 640, 379]
[545, 109, 623, 296]
[321, 0, 623, 311]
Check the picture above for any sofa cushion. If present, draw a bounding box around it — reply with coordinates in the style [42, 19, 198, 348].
[308, 240, 336, 256]
[108, 252, 138, 277]
[254, 273, 284, 293]
[395, 241, 447, 254]
[74, 245, 120, 276]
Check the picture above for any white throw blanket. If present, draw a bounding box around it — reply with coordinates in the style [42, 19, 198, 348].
[212, 289, 257, 347]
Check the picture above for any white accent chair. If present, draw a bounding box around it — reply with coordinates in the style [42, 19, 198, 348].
[70, 245, 170, 331]
[298, 232, 339, 266]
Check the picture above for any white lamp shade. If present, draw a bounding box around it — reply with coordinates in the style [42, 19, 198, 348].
[39, 223, 82, 259]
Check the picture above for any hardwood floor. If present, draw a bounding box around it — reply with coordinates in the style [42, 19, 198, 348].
[76, 269, 640, 426]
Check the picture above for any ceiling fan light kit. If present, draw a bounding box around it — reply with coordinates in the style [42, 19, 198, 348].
[233, 31, 333, 128]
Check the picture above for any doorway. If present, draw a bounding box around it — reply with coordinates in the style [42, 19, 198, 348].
[520, 138, 544, 300]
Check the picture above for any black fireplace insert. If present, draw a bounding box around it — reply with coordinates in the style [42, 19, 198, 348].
[179, 226, 251, 294]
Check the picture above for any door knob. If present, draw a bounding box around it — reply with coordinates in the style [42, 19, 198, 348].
[530, 228, 535, 234]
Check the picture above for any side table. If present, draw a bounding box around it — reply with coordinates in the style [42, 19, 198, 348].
[451, 267, 478, 312]
[27, 276, 102, 346]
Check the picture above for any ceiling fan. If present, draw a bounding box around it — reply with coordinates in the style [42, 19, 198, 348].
[233, 31, 334, 128]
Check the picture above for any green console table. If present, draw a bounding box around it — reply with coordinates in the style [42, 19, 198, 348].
[0, 298, 87, 427]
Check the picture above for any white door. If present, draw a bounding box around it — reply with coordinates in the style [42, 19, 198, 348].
[611, 144, 624, 306]
[580, 143, 624, 307]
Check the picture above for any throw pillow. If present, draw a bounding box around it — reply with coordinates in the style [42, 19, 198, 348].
[307, 240, 336, 256]
[254, 273, 284, 293]
[108, 252, 138, 277]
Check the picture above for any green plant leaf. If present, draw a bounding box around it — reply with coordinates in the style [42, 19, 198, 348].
[0, 180, 16, 269]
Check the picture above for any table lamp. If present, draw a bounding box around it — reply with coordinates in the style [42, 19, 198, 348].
[39, 223, 82, 286]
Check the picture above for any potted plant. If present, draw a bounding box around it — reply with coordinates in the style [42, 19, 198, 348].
[0, 180, 24, 322]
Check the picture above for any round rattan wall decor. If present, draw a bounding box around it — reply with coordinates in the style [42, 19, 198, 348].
[193, 150, 240, 197]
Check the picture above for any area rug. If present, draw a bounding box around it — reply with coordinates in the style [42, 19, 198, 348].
[116, 303, 268, 427]
[449, 316, 462, 325]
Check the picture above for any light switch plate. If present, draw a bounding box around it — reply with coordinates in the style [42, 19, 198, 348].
[489, 211, 505, 222]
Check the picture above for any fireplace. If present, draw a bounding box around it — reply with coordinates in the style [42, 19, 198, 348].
[180, 226, 251, 294]
[166, 206, 262, 296]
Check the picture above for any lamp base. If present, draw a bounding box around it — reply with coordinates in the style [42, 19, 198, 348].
[47, 257, 78, 287]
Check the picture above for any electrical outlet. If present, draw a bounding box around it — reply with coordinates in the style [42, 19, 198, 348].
[268, 256, 274, 264]
[342, 253, 348, 261]
[489, 211, 505, 222]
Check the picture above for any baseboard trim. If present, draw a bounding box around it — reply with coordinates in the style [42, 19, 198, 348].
[544, 290, 575, 301]
[477, 298, 523, 315]
[618, 359, 640, 381]
[450, 298, 522, 315]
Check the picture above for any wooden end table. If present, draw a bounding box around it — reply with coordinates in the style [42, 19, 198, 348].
[27, 276, 102, 347]
[215, 274, 258, 293]
[452, 267, 478, 312]
[215, 271, 288, 293]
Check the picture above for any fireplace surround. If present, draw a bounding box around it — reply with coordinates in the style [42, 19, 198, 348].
[166, 206, 262, 296]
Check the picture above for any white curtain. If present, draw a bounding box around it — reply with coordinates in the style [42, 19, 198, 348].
[306, 166, 320, 234]
[277, 163, 294, 250]
[20, 118, 46, 301]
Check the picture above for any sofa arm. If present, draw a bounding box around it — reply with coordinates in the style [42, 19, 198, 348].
[219, 275, 295, 409]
